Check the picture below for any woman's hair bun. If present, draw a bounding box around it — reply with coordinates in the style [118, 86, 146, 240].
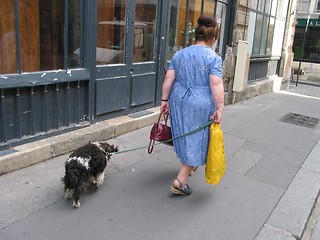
[197, 16, 217, 28]
[195, 16, 219, 42]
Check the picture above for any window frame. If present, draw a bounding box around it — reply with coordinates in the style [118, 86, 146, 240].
[298, 0, 311, 13]
[0, 0, 84, 75]
[317, 0, 320, 12]
[249, 0, 278, 58]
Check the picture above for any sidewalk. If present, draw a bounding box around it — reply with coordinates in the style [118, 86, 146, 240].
[0, 84, 320, 240]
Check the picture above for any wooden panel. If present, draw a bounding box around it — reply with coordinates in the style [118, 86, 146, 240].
[0, 0, 17, 74]
[19, 0, 40, 72]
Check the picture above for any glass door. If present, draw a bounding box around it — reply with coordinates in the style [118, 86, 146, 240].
[95, 0, 159, 116]
[131, 0, 158, 108]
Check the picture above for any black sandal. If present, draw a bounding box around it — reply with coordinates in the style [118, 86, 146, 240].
[170, 178, 192, 196]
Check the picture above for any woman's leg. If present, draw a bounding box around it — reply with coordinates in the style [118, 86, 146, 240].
[173, 164, 193, 187]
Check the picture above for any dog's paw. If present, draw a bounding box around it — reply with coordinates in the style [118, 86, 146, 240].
[73, 200, 81, 208]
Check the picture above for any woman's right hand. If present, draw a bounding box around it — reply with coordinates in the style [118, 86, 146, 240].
[160, 101, 169, 114]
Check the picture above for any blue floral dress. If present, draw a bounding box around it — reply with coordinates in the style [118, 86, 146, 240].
[168, 45, 222, 167]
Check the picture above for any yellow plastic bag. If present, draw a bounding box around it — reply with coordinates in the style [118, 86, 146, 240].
[205, 123, 226, 185]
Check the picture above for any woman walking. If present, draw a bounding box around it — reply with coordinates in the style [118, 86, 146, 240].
[160, 16, 224, 196]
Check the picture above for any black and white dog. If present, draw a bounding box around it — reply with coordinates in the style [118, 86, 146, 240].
[62, 141, 118, 208]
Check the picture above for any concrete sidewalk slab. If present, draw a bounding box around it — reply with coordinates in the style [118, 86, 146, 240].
[1, 84, 320, 240]
[255, 139, 320, 239]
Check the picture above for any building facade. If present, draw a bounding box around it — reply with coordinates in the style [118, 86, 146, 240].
[0, 0, 295, 146]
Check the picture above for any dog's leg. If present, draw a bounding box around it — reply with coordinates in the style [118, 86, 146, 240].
[96, 171, 105, 186]
[64, 189, 74, 199]
[72, 187, 82, 208]
[73, 200, 81, 208]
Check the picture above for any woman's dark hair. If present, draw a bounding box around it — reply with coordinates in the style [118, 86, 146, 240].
[195, 16, 219, 42]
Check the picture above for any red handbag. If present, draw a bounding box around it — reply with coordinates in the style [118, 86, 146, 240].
[147, 110, 173, 154]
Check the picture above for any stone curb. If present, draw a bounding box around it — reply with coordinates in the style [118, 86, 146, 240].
[0, 108, 160, 175]
[255, 139, 320, 240]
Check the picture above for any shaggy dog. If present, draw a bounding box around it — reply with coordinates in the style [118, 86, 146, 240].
[62, 141, 118, 208]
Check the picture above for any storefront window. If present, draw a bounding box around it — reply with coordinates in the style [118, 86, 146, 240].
[96, 1, 126, 65]
[0, 0, 17, 74]
[167, 0, 213, 61]
[0, 0, 82, 74]
[134, 0, 157, 63]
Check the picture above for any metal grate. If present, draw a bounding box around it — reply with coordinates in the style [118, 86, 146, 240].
[280, 113, 319, 128]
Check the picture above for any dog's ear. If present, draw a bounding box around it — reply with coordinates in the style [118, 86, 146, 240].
[99, 142, 118, 153]
[106, 144, 118, 153]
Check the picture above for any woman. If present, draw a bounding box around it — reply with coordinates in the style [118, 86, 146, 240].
[160, 16, 224, 196]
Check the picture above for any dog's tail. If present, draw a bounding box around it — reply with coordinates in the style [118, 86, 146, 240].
[62, 161, 87, 189]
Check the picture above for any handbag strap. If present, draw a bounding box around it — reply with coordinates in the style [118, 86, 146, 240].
[147, 138, 155, 154]
[156, 110, 169, 126]
[148, 110, 169, 154]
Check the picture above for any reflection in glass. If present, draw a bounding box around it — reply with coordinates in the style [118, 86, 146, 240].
[1, 0, 82, 72]
[39, 0, 81, 70]
[167, 0, 186, 61]
[96, 0, 126, 65]
[0, 0, 17, 74]
[260, 16, 269, 55]
[186, 1, 202, 47]
[134, 0, 157, 63]
[251, 0, 258, 9]
[168, 0, 209, 60]
[203, 0, 215, 17]
[265, 0, 272, 14]
[68, 0, 81, 68]
[258, 0, 266, 12]
[266, 17, 275, 55]
[270, 0, 278, 16]
[39, 0, 65, 70]
[252, 14, 263, 55]
[19, 0, 40, 72]
[215, 3, 227, 56]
